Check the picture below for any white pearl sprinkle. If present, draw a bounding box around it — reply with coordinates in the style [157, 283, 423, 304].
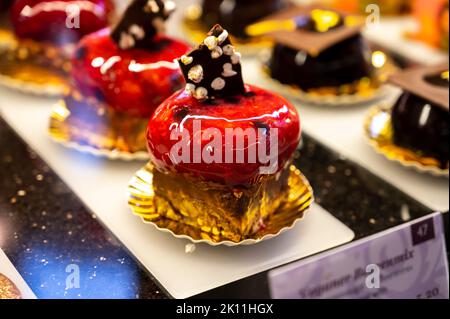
[146, 0, 159, 13]
[185, 244, 196, 254]
[185, 83, 196, 95]
[217, 30, 229, 44]
[163, 0, 176, 15]
[211, 46, 223, 59]
[223, 44, 235, 56]
[222, 63, 237, 77]
[119, 32, 135, 49]
[194, 87, 208, 100]
[180, 55, 193, 65]
[211, 77, 226, 90]
[188, 65, 204, 83]
[204, 36, 218, 50]
[231, 52, 241, 65]
[129, 24, 145, 40]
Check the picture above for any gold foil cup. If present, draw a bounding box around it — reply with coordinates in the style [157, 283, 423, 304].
[261, 50, 397, 106]
[127, 163, 314, 246]
[364, 105, 449, 177]
[183, 4, 273, 55]
[0, 274, 21, 299]
[49, 99, 149, 161]
[0, 28, 69, 96]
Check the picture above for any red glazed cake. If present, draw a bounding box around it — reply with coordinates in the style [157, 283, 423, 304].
[0, 0, 115, 88]
[146, 25, 302, 242]
[50, 0, 191, 154]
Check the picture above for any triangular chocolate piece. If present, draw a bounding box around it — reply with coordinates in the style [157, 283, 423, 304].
[111, 0, 176, 50]
[178, 25, 245, 100]
[254, 6, 362, 55]
[389, 64, 449, 111]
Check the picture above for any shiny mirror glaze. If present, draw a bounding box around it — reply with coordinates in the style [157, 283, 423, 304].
[200, 0, 286, 39]
[147, 85, 301, 186]
[392, 92, 450, 168]
[10, 0, 114, 45]
[268, 34, 374, 91]
[70, 28, 191, 117]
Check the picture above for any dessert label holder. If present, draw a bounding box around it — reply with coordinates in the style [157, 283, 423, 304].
[269, 212, 449, 299]
[0, 249, 36, 299]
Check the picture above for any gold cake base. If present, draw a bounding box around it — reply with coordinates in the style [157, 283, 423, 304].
[127, 164, 314, 246]
[0, 274, 21, 299]
[49, 99, 149, 161]
[364, 105, 449, 177]
[0, 28, 69, 96]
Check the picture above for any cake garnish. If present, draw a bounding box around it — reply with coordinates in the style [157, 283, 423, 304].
[178, 25, 245, 101]
[246, 7, 362, 55]
[389, 64, 449, 111]
[111, 0, 176, 50]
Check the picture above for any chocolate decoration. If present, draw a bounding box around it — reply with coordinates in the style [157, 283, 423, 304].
[260, 6, 362, 55]
[424, 72, 449, 88]
[178, 25, 245, 100]
[389, 64, 449, 111]
[111, 0, 176, 50]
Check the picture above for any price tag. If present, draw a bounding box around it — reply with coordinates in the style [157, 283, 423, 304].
[269, 213, 449, 299]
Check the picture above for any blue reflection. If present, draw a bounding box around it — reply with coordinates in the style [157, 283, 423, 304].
[17, 248, 139, 299]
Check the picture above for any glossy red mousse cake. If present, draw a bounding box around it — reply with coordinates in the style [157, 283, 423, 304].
[146, 25, 301, 242]
[0, 0, 115, 83]
[57, 0, 191, 153]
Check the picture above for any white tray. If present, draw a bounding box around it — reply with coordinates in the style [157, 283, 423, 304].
[0, 87, 355, 298]
[0, 249, 36, 299]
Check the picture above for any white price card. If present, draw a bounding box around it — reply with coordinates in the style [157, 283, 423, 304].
[269, 213, 449, 299]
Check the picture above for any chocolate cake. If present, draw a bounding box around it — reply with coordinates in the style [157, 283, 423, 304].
[262, 7, 376, 94]
[390, 66, 449, 169]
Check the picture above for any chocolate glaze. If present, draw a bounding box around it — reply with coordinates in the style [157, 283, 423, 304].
[268, 34, 373, 91]
[0, 0, 12, 11]
[200, 0, 286, 39]
[392, 92, 450, 168]
[424, 73, 449, 88]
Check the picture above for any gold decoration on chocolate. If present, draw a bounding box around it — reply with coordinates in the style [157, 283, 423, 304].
[253, 6, 364, 55]
[261, 51, 396, 106]
[49, 99, 149, 160]
[127, 163, 314, 246]
[364, 105, 449, 177]
[246, 9, 355, 37]
[0, 28, 68, 96]
[0, 274, 21, 299]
